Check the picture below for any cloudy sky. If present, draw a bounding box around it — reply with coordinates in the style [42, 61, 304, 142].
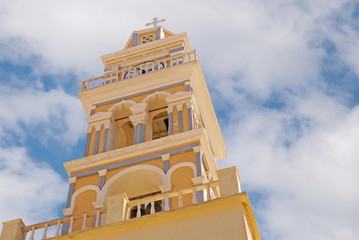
[0, 0, 358, 239]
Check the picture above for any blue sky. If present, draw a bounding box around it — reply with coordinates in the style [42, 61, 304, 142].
[1, 0, 359, 239]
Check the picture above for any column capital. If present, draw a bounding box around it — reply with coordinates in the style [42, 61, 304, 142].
[129, 112, 148, 126]
[176, 104, 183, 111]
[104, 120, 111, 129]
[98, 169, 108, 176]
[161, 153, 170, 161]
[68, 177, 77, 184]
[192, 146, 201, 153]
[159, 184, 172, 193]
[94, 124, 102, 131]
[186, 100, 193, 108]
[167, 105, 173, 113]
[86, 127, 93, 134]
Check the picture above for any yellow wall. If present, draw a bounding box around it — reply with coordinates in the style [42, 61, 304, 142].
[170, 166, 194, 209]
[169, 151, 195, 168]
[72, 190, 96, 232]
[88, 128, 96, 156]
[57, 194, 253, 240]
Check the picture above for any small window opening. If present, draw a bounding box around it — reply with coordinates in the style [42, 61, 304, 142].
[152, 112, 169, 140]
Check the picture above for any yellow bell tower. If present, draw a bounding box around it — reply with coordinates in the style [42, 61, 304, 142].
[0, 22, 260, 240]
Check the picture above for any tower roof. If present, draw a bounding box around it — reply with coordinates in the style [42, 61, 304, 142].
[123, 25, 176, 50]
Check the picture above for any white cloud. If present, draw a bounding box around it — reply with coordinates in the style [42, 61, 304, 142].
[224, 90, 359, 239]
[0, 86, 86, 146]
[0, 146, 67, 229]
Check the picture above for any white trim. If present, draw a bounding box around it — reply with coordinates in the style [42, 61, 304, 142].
[99, 164, 166, 201]
[62, 207, 74, 216]
[159, 184, 172, 193]
[108, 100, 136, 113]
[70, 185, 100, 209]
[141, 91, 171, 104]
[192, 146, 201, 153]
[98, 169, 108, 176]
[92, 200, 105, 209]
[166, 162, 196, 182]
[161, 153, 170, 161]
[68, 177, 77, 184]
[192, 175, 207, 185]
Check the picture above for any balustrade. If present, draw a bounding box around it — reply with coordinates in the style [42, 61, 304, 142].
[21, 181, 218, 239]
[23, 209, 106, 240]
[80, 50, 198, 91]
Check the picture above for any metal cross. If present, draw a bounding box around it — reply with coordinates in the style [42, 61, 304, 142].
[145, 17, 166, 27]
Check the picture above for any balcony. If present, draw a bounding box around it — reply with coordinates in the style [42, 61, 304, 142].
[0, 167, 261, 240]
[23, 181, 219, 240]
[80, 50, 198, 91]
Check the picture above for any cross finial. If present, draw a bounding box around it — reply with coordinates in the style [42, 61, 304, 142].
[145, 17, 166, 28]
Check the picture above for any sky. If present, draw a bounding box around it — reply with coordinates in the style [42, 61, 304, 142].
[0, 0, 358, 239]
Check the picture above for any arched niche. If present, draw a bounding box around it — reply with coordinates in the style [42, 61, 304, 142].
[142, 91, 171, 141]
[108, 100, 136, 150]
[101, 165, 165, 201]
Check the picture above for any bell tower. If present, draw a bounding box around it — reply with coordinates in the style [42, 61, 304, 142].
[0, 22, 260, 240]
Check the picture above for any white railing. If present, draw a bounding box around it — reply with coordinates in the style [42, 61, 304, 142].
[128, 181, 219, 218]
[22, 209, 106, 240]
[80, 50, 198, 91]
[21, 181, 218, 239]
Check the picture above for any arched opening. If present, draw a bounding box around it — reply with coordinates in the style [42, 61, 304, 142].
[152, 112, 169, 140]
[117, 121, 134, 148]
[104, 167, 164, 217]
[142, 91, 171, 141]
[108, 101, 135, 150]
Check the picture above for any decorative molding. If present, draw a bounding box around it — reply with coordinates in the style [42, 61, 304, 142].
[68, 177, 77, 184]
[70, 142, 200, 178]
[86, 127, 93, 134]
[159, 184, 172, 193]
[176, 104, 183, 111]
[62, 207, 74, 216]
[192, 146, 201, 153]
[96, 81, 188, 108]
[94, 124, 102, 131]
[104, 121, 111, 129]
[87, 112, 113, 124]
[191, 175, 207, 185]
[129, 112, 148, 126]
[166, 91, 192, 104]
[161, 153, 170, 161]
[186, 100, 193, 109]
[92, 200, 105, 209]
[130, 102, 148, 115]
[98, 169, 108, 176]
[167, 105, 173, 114]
